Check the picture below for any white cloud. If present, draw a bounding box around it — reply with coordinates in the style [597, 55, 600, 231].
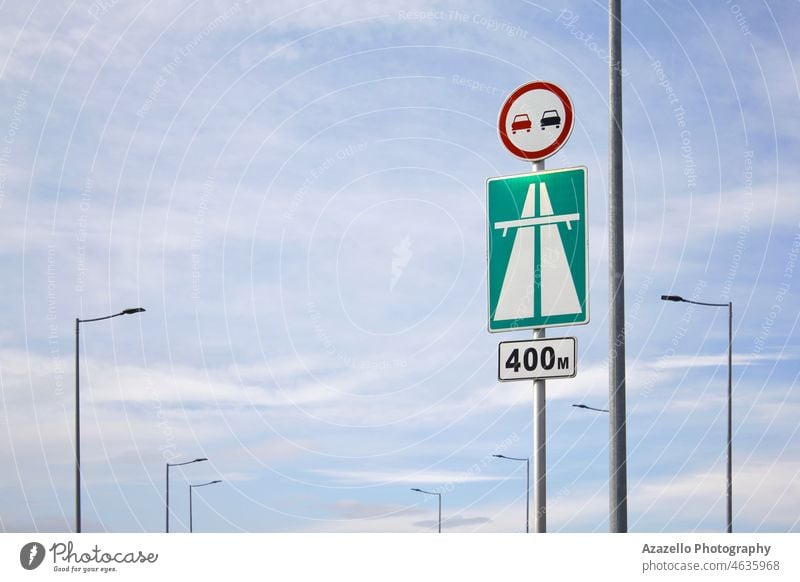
[326, 498, 425, 520]
[630, 460, 800, 532]
[654, 350, 791, 370]
[307, 467, 514, 486]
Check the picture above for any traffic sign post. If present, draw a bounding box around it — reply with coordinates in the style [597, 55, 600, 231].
[490, 81, 584, 534]
[487, 167, 588, 332]
[498, 337, 576, 382]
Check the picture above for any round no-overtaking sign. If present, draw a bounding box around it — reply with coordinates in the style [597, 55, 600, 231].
[498, 81, 574, 162]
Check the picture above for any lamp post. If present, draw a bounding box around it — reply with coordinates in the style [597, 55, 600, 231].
[493, 454, 530, 533]
[661, 294, 733, 533]
[166, 458, 207, 532]
[411, 488, 441, 533]
[74, 307, 145, 533]
[189, 480, 222, 533]
[572, 404, 609, 413]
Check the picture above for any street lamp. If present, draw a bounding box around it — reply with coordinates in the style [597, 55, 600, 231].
[411, 488, 442, 533]
[572, 404, 609, 413]
[493, 454, 530, 533]
[166, 458, 207, 532]
[189, 480, 222, 533]
[661, 294, 733, 533]
[74, 307, 145, 533]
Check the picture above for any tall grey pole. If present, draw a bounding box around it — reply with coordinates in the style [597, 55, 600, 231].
[727, 302, 733, 533]
[493, 454, 530, 533]
[411, 488, 442, 533]
[533, 334, 545, 533]
[166, 464, 170, 533]
[661, 295, 733, 532]
[166, 459, 211, 532]
[532, 159, 546, 533]
[525, 457, 530, 534]
[73, 307, 145, 533]
[75, 318, 81, 534]
[608, 0, 628, 533]
[75, 314, 109, 535]
[188, 480, 221, 533]
[437, 493, 442, 534]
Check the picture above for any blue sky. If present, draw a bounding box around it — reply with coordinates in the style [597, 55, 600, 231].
[1, 0, 798, 533]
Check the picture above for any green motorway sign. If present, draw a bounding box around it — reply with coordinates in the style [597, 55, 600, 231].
[487, 167, 588, 332]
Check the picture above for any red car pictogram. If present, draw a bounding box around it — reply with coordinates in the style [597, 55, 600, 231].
[511, 114, 532, 134]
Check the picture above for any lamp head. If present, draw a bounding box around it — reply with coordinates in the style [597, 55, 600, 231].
[194, 458, 208, 463]
[660, 295, 684, 302]
[121, 307, 146, 314]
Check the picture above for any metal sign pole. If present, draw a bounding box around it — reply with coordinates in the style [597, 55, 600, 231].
[531, 159, 546, 533]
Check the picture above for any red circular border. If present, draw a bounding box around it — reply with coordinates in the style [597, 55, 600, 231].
[498, 81, 574, 161]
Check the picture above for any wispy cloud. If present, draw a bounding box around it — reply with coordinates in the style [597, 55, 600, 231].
[630, 460, 800, 532]
[307, 468, 514, 486]
[653, 350, 792, 369]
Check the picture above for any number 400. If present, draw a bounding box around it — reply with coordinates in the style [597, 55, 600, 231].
[505, 347, 569, 373]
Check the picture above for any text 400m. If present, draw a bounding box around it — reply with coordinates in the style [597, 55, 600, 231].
[504, 346, 569, 373]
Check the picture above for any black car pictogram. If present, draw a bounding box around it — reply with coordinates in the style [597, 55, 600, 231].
[540, 110, 561, 129]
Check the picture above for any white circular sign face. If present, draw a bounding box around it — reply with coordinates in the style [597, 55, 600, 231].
[498, 81, 574, 161]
